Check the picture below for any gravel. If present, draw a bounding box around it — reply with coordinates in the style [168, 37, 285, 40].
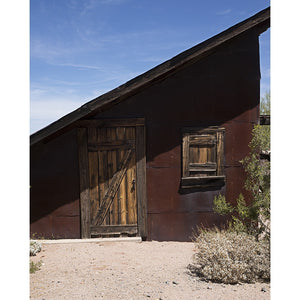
[30, 240, 270, 299]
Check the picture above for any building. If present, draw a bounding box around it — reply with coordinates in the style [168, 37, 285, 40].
[30, 7, 270, 241]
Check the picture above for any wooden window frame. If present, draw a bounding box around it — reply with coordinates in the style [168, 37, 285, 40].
[181, 126, 225, 189]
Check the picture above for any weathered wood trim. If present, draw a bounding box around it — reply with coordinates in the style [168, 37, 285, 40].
[88, 140, 135, 151]
[216, 130, 225, 176]
[182, 133, 190, 178]
[189, 135, 216, 145]
[182, 127, 225, 134]
[116, 128, 127, 226]
[189, 162, 217, 172]
[259, 115, 270, 125]
[90, 224, 138, 235]
[181, 176, 225, 189]
[181, 127, 225, 188]
[77, 118, 145, 128]
[77, 128, 91, 238]
[136, 125, 147, 240]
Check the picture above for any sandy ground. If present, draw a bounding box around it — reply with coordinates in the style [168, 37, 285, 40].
[30, 240, 270, 299]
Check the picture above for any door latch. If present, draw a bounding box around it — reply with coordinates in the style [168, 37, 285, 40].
[131, 179, 136, 192]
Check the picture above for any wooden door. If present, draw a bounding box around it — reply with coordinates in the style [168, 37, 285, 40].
[77, 119, 147, 239]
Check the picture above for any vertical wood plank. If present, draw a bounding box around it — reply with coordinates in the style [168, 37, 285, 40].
[116, 127, 127, 225]
[210, 141, 217, 164]
[101, 149, 110, 225]
[124, 171, 129, 224]
[88, 128, 99, 221]
[217, 130, 225, 176]
[126, 127, 137, 224]
[200, 146, 207, 164]
[136, 125, 147, 239]
[209, 137, 217, 176]
[115, 130, 121, 225]
[106, 127, 113, 225]
[110, 128, 118, 225]
[77, 128, 91, 238]
[98, 127, 108, 225]
[182, 133, 189, 177]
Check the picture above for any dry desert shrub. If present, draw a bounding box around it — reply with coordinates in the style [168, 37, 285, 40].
[30, 240, 42, 256]
[188, 228, 270, 284]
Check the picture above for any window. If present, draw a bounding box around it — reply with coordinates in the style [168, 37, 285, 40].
[181, 126, 225, 188]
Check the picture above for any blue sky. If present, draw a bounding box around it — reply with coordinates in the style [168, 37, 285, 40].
[30, 0, 270, 133]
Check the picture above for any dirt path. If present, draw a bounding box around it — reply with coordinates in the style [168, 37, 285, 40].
[30, 240, 270, 299]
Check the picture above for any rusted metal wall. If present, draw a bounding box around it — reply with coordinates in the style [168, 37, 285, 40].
[30, 128, 81, 238]
[30, 30, 260, 241]
[91, 31, 260, 241]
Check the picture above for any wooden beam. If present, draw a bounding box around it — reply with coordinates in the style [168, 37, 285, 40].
[181, 176, 225, 189]
[77, 118, 145, 128]
[189, 135, 216, 146]
[90, 224, 138, 236]
[88, 140, 135, 151]
[216, 130, 225, 176]
[77, 128, 91, 238]
[182, 133, 190, 178]
[136, 125, 147, 240]
[189, 162, 217, 172]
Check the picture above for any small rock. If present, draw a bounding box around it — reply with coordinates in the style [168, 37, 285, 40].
[261, 287, 267, 292]
[172, 281, 178, 285]
[207, 286, 212, 290]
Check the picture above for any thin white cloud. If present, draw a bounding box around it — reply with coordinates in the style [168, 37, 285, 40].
[79, 0, 128, 15]
[80, 0, 129, 15]
[100, 0, 128, 5]
[80, 0, 100, 15]
[30, 79, 116, 133]
[30, 97, 84, 133]
[29, 65, 143, 134]
[30, 98, 82, 120]
[51, 62, 102, 70]
[216, 9, 232, 16]
[30, 38, 81, 62]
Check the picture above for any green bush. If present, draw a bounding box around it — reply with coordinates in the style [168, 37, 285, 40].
[30, 260, 42, 274]
[189, 93, 270, 284]
[213, 123, 270, 240]
[188, 228, 270, 284]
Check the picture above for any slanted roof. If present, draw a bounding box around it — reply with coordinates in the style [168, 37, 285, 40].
[31, 7, 270, 146]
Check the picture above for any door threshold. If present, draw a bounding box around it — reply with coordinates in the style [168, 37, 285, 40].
[32, 236, 142, 244]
